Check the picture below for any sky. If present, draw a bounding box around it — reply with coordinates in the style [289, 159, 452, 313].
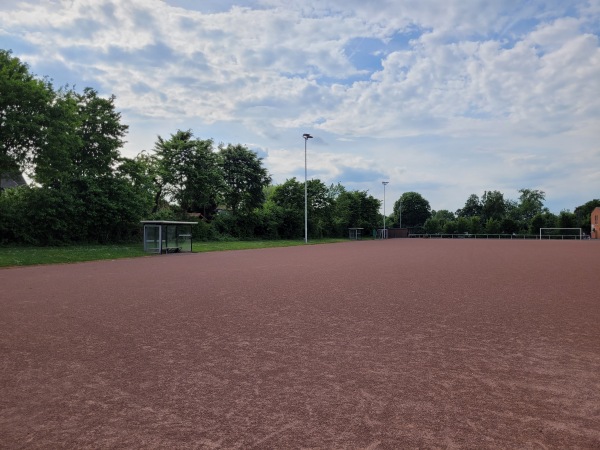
[2, 0, 599, 214]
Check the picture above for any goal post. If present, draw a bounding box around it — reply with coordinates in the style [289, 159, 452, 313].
[539, 228, 582, 240]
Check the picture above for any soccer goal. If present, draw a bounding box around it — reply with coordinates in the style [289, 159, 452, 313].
[539, 228, 582, 240]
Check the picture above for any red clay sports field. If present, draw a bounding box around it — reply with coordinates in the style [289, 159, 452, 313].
[1, 239, 599, 448]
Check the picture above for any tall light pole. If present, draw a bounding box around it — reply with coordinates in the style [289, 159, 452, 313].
[382, 181, 389, 239]
[303, 133, 313, 244]
[399, 199, 402, 228]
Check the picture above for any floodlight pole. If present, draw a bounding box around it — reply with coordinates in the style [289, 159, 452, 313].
[382, 181, 389, 239]
[399, 199, 402, 228]
[303, 133, 313, 244]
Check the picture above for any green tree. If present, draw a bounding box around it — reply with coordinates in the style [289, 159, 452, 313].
[427, 209, 455, 232]
[530, 212, 557, 235]
[270, 178, 305, 238]
[219, 144, 271, 215]
[443, 220, 457, 234]
[333, 189, 380, 236]
[269, 178, 335, 238]
[31, 87, 127, 184]
[31, 88, 80, 187]
[481, 190, 506, 222]
[456, 217, 470, 233]
[574, 199, 600, 233]
[71, 88, 128, 179]
[467, 216, 482, 234]
[432, 209, 456, 222]
[32, 87, 127, 187]
[517, 189, 547, 224]
[0, 49, 54, 176]
[558, 210, 577, 229]
[457, 194, 482, 218]
[500, 217, 519, 234]
[153, 130, 222, 217]
[117, 153, 157, 203]
[423, 217, 442, 234]
[307, 179, 334, 238]
[393, 192, 431, 228]
[484, 218, 502, 234]
[253, 200, 284, 239]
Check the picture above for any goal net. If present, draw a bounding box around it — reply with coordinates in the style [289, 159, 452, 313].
[539, 228, 582, 240]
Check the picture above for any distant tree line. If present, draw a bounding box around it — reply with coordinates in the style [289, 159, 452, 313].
[1, 49, 597, 245]
[388, 190, 598, 236]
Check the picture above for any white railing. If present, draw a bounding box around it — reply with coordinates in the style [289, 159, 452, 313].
[539, 228, 582, 240]
[408, 233, 583, 240]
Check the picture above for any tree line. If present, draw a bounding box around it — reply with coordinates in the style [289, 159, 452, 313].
[389, 191, 598, 236]
[1, 49, 597, 245]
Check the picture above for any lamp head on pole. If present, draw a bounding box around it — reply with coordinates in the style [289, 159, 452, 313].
[303, 133, 313, 140]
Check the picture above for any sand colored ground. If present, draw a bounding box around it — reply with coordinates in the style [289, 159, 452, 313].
[1, 239, 599, 449]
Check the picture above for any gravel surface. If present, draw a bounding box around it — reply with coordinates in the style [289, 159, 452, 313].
[1, 240, 599, 448]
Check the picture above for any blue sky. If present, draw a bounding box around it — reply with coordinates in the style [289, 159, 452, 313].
[2, 0, 599, 213]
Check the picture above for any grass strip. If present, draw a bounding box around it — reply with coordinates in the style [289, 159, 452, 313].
[0, 245, 148, 268]
[192, 239, 345, 253]
[0, 239, 348, 268]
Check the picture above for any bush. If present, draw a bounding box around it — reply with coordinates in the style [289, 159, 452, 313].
[191, 219, 217, 241]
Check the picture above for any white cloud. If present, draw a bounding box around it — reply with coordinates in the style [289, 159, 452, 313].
[2, 0, 599, 213]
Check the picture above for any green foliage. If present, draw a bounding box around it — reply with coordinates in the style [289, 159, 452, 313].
[0, 49, 54, 175]
[0, 185, 82, 245]
[574, 199, 600, 232]
[432, 209, 456, 222]
[191, 219, 217, 241]
[333, 189, 380, 235]
[500, 217, 519, 234]
[558, 210, 577, 228]
[253, 203, 283, 239]
[219, 143, 271, 215]
[0, 186, 30, 244]
[529, 212, 557, 234]
[33, 87, 128, 185]
[73, 88, 128, 178]
[517, 189, 547, 223]
[393, 192, 431, 228]
[32, 89, 81, 186]
[74, 176, 149, 243]
[457, 194, 482, 218]
[484, 218, 502, 234]
[267, 178, 356, 239]
[424, 210, 457, 234]
[423, 217, 442, 234]
[1, 53, 148, 245]
[0, 177, 151, 246]
[443, 220, 456, 234]
[425, 215, 481, 235]
[153, 130, 222, 217]
[467, 216, 482, 234]
[481, 190, 506, 222]
[269, 178, 304, 238]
